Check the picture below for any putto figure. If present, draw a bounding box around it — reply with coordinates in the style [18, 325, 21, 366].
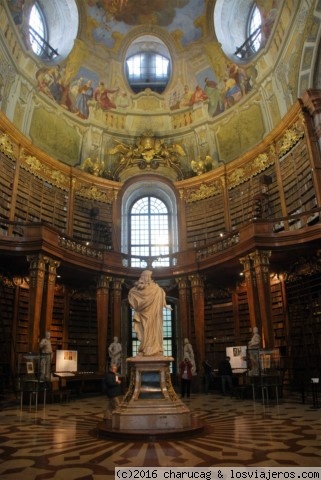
[128, 270, 170, 356]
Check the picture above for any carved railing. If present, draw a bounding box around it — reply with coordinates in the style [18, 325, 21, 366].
[1, 207, 321, 274]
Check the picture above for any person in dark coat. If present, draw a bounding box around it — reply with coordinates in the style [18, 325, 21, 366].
[218, 356, 233, 395]
[104, 364, 122, 420]
[179, 357, 193, 398]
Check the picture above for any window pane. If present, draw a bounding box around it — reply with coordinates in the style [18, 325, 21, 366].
[126, 52, 171, 94]
[249, 5, 262, 53]
[29, 3, 46, 56]
[129, 196, 169, 263]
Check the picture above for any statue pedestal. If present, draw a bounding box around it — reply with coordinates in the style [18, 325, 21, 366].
[112, 356, 192, 431]
[97, 355, 205, 439]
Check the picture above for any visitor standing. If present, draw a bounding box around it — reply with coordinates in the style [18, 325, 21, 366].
[179, 357, 193, 398]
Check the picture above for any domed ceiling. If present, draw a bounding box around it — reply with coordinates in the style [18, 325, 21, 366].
[87, 0, 205, 47]
[5, 0, 315, 183]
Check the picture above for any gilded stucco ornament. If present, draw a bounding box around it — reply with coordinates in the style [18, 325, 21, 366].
[0, 133, 14, 158]
[277, 121, 305, 157]
[20, 150, 69, 190]
[191, 155, 214, 175]
[76, 185, 114, 204]
[185, 181, 222, 203]
[81, 157, 107, 177]
[107, 130, 186, 180]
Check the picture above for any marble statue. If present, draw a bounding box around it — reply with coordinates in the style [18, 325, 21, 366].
[247, 326, 261, 375]
[128, 270, 169, 356]
[183, 338, 196, 374]
[39, 331, 52, 380]
[108, 336, 122, 368]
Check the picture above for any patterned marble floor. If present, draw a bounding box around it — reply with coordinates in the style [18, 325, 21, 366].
[0, 389, 320, 480]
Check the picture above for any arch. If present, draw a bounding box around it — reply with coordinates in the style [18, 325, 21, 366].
[214, 0, 279, 62]
[121, 178, 179, 257]
[27, 0, 79, 63]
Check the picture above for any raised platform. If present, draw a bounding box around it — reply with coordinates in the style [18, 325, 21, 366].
[97, 356, 205, 438]
[97, 415, 205, 440]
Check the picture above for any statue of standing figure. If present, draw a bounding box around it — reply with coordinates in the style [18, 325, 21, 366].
[128, 270, 170, 356]
[108, 336, 122, 369]
[247, 326, 261, 376]
[183, 338, 196, 374]
[39, 331, 52, 380]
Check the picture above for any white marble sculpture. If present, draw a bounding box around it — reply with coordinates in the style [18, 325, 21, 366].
[108, 336, 122, 368]
[183, 338, 196, 374]
[128, 270, 169, 356]
[247, 326, 261, 375]
[39, 331, 52, 380]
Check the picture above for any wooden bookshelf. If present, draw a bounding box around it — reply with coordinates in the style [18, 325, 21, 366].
[236, 288, 251, 343]
[0, 154, 15, 223]
[15, 168, 67, 231]
[279, 142, 316, 217]
[51, 293, 65, 352]
[16, 287, 30, 355]
[0, 280, 15, 388]
[270, 280, 286, 349]
[72, 196, 112, 249]
[185, 194, 225, 248]
[68, 296, 98, 372]
[285, 273, 321, 385]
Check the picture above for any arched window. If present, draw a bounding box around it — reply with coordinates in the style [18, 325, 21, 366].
[124, 35, 172, 94]
[247, 4, 262, 56]
[129, 196, 170, 267]
[25, 1, 79, 63]
[126, 52, 170, 94]
[214, 0, 278, 61]
[29, 2, 49, 58]
[122, 182, 178, 365]
[121, 179, 178, 265]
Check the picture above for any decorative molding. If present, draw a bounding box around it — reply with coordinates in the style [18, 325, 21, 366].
[58, 236, 103, 260]
[20, 149, 70, 190]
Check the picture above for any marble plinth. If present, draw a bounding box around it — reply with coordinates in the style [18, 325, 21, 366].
[112, 356, 192, 431]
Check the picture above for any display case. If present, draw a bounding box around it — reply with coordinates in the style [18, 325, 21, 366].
[247, 348, 282, 405]
[18, 352, 52, 380]
[17, 353, 51, 410]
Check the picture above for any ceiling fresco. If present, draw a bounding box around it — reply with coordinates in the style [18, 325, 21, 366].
[86, 0, 205, 48]
[4, 0, 285, 172]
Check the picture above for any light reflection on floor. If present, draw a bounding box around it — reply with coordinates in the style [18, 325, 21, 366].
[0, 389, 320, 479]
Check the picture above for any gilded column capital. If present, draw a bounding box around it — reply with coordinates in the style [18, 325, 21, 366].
[97, 275, 112, 289]
[112, 277, 124, 291]
[175, 276, 189, 289]
[249, 249, 271, 267]
[188, 273, 204, 288]
[239, 254, 252, 271]
[27, 253, 47, 271]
